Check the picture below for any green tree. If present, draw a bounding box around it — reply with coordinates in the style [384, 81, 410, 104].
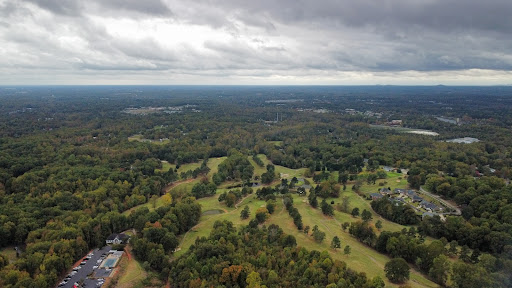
[344, 245, 351, 255]
[448, 240, 458, 257]
[312, 225, 326, 243]
[309, 195, 318, 208]
[246, 271, 262, 288]
[370, 276, 385, 288]
[375, 220, 382, 230]
[362, 209, 373, 222]
[351, 207, 360, 217]
[240, 205, 250, 219]
[321, 199, 334, 216]
[384, 258, 410, 283]
[452, 262, 493, 288]
[340, 196, 350, 212]
[338, 172, 349, 184]
[428, 255, 450, 286]
[470, 248, 481, 264]
[225, 193, 237, 207]
[266, 201, 275, 214]
[255, 208, 269, 223]
[460, 245, 471, 262]
[331, 236, 341, 250]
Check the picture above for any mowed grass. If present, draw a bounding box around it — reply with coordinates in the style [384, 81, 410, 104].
[254, 154, 308, 179]
[155, 160, 174, 173]
[117, 252, 146, 287]
[0, 246, 17, 264]
[128, 134, 169, 145]
[358, 171, 408, 196]
[174, 190, 436, 287]
[267, 195, 437, 288]
[135, 156, 435, 286]
[268, 141, 283, 147]
[207, 157, 227, 181]
[248, 155, 267, 177]
[170, 160, 435, 287]
[179, 162, 202, 174]
[122, 196, 167, 216]
[174, 193, 267, 258]
[333, 188, 407, 233]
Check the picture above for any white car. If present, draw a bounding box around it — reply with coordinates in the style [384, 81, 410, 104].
[93, 265, 98, 269]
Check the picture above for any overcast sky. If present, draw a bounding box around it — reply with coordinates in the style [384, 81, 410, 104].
[1, 0, 511, 85]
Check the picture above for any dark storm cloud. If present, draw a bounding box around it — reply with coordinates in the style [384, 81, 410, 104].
[206, 0, 512, 33]
[100, 0, 172, 16]
[1, 0, 512, 84]
[167, 0, 512, 71]
[23, 0, 172, 16]
[24, 0, 83, 16]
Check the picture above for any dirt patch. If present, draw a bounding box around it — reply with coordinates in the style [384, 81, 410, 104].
[202, 209, 225, 216]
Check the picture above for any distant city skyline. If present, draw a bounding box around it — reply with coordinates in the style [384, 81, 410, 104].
[1, 0, 511, 85]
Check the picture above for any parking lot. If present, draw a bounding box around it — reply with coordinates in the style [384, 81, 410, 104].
[57, 246, 113, 288]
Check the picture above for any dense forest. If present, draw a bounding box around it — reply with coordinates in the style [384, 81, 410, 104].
[0, 86, 511, 287]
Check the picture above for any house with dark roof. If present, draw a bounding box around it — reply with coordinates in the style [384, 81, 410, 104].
[106, 233, 129, 245]
[370, 193, 384, 200]
[380, 188, 392, 195]
[412, 195, 423, 202]
[300, 184, 312, 190]
[394, 188, 406, 194]
[391, 197, 406, 206]
[420, 200, 438, 212]
[396, 197, 406, 203]
[406, 190, 416, 197]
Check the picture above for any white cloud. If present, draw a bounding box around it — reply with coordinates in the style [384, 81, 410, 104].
[0, 0, 511, 84]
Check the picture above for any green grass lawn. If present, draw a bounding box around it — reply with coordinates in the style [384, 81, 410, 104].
[174, 193, 267, 258]
[132, 157, 437, 287]
[122, 195, 167, 216]
[358, 172, 408, 196]
[117, 253, 146, 287]
[248, 155, 267, 177]
[155, 160, 174, 173]
[128, 134, 170, 145]
[125, 157, 228, 216]
[268, 141, 283, 147]
[176, 161, 202, 174]
[206, 157, 227, 181]
[254, 154, 308, 179]
[267, 195, 437, 288]
[174, 190, 436, 287]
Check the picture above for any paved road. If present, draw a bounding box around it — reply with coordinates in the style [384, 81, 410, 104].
[419, 187, 461, 215]
[58, 246, 111, 288]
